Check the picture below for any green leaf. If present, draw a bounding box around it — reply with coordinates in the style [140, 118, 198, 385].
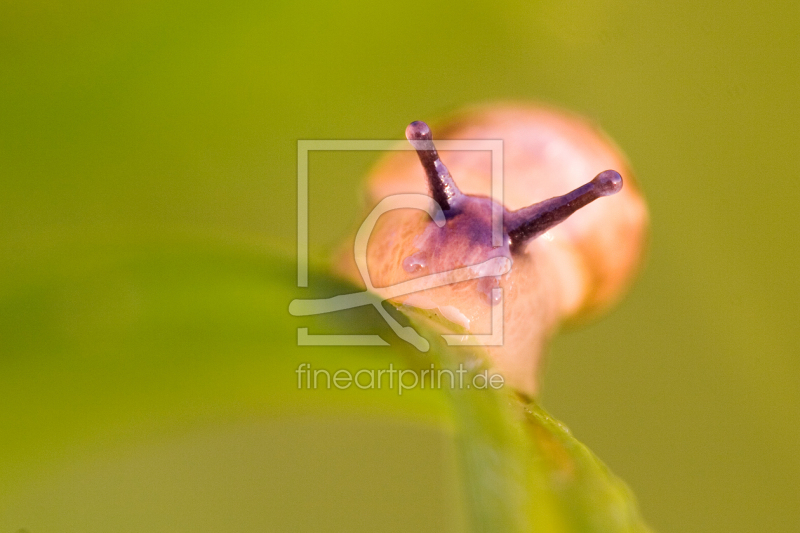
[0, 242, 650, 532]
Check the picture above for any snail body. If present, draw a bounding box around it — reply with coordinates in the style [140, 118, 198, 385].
[337, 104, 648, 394]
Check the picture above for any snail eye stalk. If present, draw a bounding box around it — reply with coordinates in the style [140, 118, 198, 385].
[405, 121, 623, 255]
[506, 170, 623, 253]
[406, 121, 462, 211]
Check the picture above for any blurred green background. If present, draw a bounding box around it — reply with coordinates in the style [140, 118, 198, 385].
[2, 0, 799, 531]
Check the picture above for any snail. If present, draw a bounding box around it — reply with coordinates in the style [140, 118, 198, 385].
[335, 104, 648, 395]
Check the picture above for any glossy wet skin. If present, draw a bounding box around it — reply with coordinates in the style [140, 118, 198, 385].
[401, 195, 510, 306]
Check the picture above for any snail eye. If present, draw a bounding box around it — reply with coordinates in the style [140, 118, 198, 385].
[405, 121, 624, 255]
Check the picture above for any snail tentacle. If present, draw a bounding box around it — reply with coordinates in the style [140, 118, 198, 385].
[506, 170, 623, 253]
[405, 121, 462, 211]
[405, 121, 624, 256]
